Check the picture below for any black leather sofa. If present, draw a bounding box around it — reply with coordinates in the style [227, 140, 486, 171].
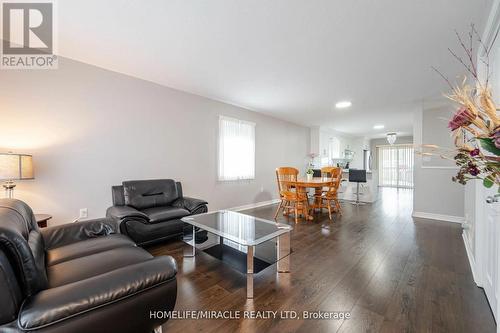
[0, 199, 177, 333]
[106, 179, 208, 246]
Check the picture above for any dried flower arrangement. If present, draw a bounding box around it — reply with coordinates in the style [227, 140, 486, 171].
[422, 24, 500, 191]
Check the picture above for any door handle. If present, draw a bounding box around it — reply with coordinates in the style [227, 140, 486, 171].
[485, 194, 500, 204]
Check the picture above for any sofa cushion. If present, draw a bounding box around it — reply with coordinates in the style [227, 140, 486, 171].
[123, 179, 179, 210]
[47, 247, 153, 288]
[19, 257, 177, 331]
[141, 206, 190, 223]
[123, 219, 184, 246]
[46, 234, 136, 266]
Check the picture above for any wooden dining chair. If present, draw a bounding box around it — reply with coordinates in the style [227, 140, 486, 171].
[275, 167, 309, 223]
[319, 166, 337, 198]
[320, 166, 337, 178]
[316, 167, 343, 220]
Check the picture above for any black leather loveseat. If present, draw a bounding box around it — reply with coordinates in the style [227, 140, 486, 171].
[106, 179, 208, 246]
[0, 199, 177, 333]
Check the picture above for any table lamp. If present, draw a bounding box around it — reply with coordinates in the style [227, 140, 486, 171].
[0, 153, 34, 198]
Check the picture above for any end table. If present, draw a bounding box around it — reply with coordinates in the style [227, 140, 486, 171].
[35, 214, 52, 228]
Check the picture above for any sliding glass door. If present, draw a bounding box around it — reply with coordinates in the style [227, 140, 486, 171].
[378, 144, 414, 188]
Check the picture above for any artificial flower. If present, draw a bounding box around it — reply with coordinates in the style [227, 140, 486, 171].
[470, 148, 480, 156]
[448, 107, 476, 131]
[494, 129, 500, 149]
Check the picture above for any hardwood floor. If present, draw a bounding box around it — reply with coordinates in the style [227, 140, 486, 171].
[147, 188, 497, 333]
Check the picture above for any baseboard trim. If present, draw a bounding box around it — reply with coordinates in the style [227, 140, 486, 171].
[462, 233, 479, 285]
[229, 199, 280, 212]
[412, 211, 465, 224]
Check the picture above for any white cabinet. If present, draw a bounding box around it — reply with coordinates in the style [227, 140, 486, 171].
[464, 180, 500, 324]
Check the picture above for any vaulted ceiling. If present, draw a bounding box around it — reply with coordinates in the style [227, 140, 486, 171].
[57, 0, 493, 137]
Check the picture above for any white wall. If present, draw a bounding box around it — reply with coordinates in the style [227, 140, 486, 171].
[413, 103, 465, 220]
[464, 181, 480, 258]
[0, 57, 310, 225]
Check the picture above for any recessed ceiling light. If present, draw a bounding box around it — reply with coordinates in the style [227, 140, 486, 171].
[335, 101, 352, 109]
[373, 124, 385, 129]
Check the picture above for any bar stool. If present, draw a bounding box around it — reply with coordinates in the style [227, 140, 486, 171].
[349, 169, 367, 205]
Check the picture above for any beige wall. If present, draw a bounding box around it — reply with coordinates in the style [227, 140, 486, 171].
[0, 58, 310, 225]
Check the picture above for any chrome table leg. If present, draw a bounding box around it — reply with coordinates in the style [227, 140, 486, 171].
[247, 245, 254, 299]
[185, 225, 196, 257]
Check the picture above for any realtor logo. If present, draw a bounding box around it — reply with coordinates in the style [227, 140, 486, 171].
[1, 1, 57, 69]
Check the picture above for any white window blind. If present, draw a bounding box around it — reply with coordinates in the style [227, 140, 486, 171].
[218, 116, 255, 181]
[378, 144, 414, 188]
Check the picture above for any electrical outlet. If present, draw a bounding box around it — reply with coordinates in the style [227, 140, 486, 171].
[79, 208, 88, 219]
[260, 185, 264, 193]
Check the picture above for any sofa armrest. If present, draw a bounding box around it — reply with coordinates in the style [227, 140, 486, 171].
[41, 218, 119, 250]
[18, 256, 177, 331]
[106, 205, 149, 222]
[172, 197, 208, 214]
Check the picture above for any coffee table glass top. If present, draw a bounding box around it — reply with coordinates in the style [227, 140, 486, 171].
[182, 210, 292, 246]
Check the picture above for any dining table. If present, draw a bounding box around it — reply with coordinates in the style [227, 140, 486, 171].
[283, 177, 338, 221]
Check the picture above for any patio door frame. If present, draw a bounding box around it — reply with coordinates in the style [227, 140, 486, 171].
[376, 143, 414, 189]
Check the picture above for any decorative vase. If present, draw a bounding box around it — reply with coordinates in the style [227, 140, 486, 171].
[306, 173, 313, 181]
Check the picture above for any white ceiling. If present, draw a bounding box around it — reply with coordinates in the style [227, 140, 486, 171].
[57, 0, 493, 138]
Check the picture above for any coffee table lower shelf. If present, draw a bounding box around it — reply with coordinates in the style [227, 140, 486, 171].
[184, 232, 291, 299]
[203, 243, 272, 274]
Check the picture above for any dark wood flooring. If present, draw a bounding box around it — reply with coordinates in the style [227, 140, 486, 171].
[147, 188, 497, 333]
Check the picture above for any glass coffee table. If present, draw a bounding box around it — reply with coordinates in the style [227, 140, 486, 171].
[182, 210, 292, 298]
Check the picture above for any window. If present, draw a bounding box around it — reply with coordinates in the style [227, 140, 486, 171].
[378, 144, 414, 188]
[218, 116, 255, 181]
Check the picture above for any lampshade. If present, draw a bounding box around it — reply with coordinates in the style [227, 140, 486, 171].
[386, 133, 397, 145]
[0, 153, 34, 180]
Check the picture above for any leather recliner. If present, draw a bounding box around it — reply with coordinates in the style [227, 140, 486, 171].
[106, 179, 208, 246]
[0, 199, 177, 333]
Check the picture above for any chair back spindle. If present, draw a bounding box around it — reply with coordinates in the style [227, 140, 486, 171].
[275, 167, 299, 196]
